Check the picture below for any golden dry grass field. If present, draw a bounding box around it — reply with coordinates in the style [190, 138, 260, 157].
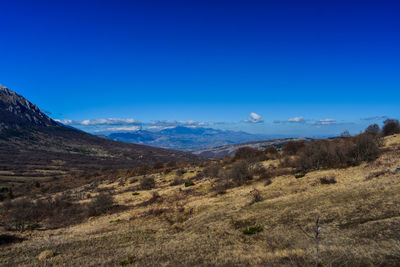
[1, 135, 400, 266]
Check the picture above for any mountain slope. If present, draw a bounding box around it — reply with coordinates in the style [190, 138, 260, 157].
[107, 126, 268, 151]
[0, 85, 57, 129]
[0, 85, 200, 184]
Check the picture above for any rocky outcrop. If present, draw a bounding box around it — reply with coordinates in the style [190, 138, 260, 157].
[0, 85, 57, 130]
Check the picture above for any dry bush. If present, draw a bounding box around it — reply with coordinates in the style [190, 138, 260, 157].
[229, 160, 253, 186]
[319, 176, 337, 185]
[264, 145, 279, 159]
[1, 194, 89, 231]
[365, 124, 380, 135]
[203, 164, 222, 178]
[153, 162, 164, 169]
[351, 133, 381, 163]
[87, 193, 114, 216]
[139, 176, 156, 190]
[249, 188, 263, 204]
[176, 169, 186, 176]
[340, 130, 351, 138]
[288, 133, 381, 172]
[166, 161, 177, 168]
[214, 179, 232, 195]
[170, 176, 185, 186]
[233, 147, 266, 162]
[382, 119, 400, 136]
[2, 198, 37, 231]
[251, 163, 266, 176]
[282, 141, 306, 156]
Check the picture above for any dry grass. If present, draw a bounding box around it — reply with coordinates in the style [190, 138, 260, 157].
[1, 135, 400, 266]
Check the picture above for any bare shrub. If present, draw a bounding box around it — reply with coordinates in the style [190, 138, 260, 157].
[249, 188, 263, 204]
[382, 119, 400, 136]
[2, 194, 88, 231]
[167, 161, 177, 168]
[251, 163, 266, 176]
[233, 147, 266, 162]
[282, 141, 306, 156]
[87, 193, 114, 216]
[319, 176, 337, 185]
[170, 176, 184, 186]
[365, 124, 380, 135]
[214, 179, 232, 195]
[340, 130, 351, 138]
[264, 145, 279, 159]
[229, 160, 253, 186]
[176, 169, 186, 176]
[290, 133, 381, 172]
[153, 162, 164, 169]
[203, 164, 222, 178]
[2, 198, 36, 231]
[351, 133, 381, 163]
[139, 176, 155, 190]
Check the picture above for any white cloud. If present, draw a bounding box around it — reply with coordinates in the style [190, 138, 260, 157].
[288, 117, 305, 123]
[147, 126, 175, 131]
[95, 126, 140, 132]
[55, 119, 73, 125]
[243, 112, 264, 123]
[80, 118, 141, 126]
[56, 118, 223, 131]
[313, 118, 336, 125]
[273, 116, 305, 124]
[55, 118, 141, 126]
[361, 116, 387, 121]
[148, 120, 218, 127]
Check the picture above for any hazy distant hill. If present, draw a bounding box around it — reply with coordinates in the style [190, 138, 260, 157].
[107, 126, 269, 151]
[192, 137, 311, 158]
[0, 85, 200, 184]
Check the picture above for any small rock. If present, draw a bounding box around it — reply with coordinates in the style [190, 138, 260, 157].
[38, 250, 55, 261]
[392, 168, 400, 174]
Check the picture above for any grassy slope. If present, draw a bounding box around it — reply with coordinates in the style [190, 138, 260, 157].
[1, 135, 400, 266]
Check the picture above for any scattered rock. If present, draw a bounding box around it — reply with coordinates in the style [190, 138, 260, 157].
[38, 250, 55, 261]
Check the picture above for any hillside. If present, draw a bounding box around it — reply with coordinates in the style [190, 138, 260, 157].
[1, 134, 399, 266]
[0, 85, 200, 185]
[193, 137, 311, 158]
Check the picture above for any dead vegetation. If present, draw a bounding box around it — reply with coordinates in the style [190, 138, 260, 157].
[1, 132, 400, 266]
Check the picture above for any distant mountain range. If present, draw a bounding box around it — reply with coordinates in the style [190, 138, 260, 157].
[0, 85, 200, 184]
[106, 126, 273, 151]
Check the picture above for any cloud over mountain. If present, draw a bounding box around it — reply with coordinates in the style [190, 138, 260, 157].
[243, 112, 264, 123]
[288, 117, 306, 123]
[56, 118, 225, 132]
[361, 116, 388, 121]
[313, 118, 337, 125]
[56, 118, 141, 126]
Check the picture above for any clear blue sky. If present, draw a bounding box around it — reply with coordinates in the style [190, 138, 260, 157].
[1, 0, 399, 136]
